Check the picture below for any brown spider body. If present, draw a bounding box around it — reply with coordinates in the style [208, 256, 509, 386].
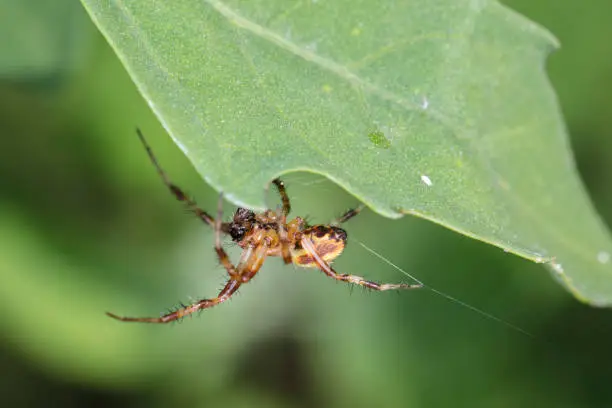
[105, 130, 420, 324]
[230, 208, 346, 267]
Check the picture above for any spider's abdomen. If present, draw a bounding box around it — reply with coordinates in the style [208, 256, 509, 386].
[292, 225, 347, 268]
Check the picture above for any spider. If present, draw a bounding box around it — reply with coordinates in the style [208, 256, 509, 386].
[106, 129, 421, 323]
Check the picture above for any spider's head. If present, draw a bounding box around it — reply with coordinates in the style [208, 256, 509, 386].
[229, 208, 256, 242]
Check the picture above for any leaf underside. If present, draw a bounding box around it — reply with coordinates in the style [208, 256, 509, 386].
[80, 0, 612, 305]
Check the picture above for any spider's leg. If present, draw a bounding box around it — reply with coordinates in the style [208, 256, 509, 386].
[277, 216, 292, 265]
[235, 240, 269, 283]
[332, 204, 365, 225]
[106, 278, 242, 323]
[136, 128, 230, 232]
[272, 178, 291, 215]
[107, 241, 269, 323]
[272, 178, 293, 264]
[300, 237, 422, 291]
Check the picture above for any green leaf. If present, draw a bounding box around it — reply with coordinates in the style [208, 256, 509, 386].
[79, 0, 612, 305]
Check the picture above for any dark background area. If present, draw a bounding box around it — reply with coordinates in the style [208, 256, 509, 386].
[1, 1, 612, 407]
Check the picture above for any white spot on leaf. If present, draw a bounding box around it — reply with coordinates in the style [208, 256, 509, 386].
[421, 97, 429, 110]
[597, 251, 610, 264]
[421, 175, 432, 186]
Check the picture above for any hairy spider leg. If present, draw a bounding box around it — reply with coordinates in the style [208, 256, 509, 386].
[300, 236, 422, 291]
[106, 238, 269, 323]
[136, 128, 229, 232]
[105, 280, 241, 323]
[272, 178, 291, 215]
[333, 204, 365, 225]
[272, 178, 293, 265]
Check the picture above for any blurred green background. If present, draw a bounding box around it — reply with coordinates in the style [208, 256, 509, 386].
[2, 1, 612, 407]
